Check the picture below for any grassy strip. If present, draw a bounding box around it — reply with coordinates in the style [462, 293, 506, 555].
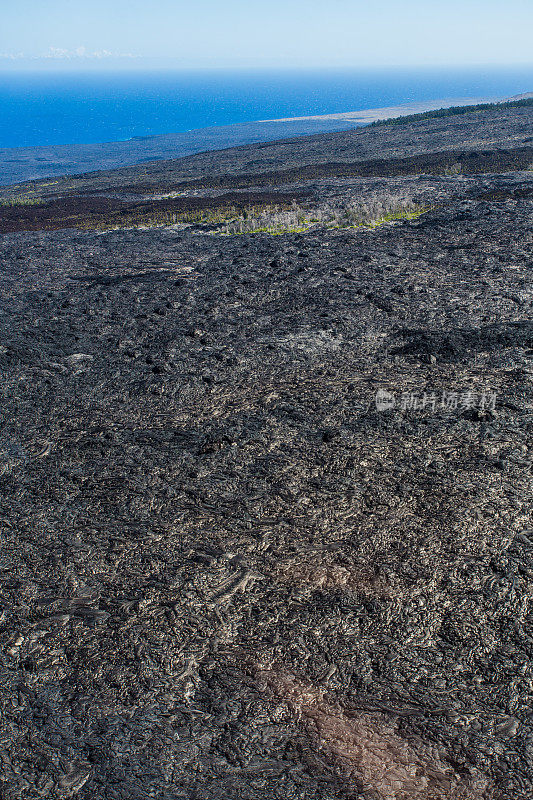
[369, 97, 533, 128]
[77, 202, 295, 232]
[0, 196, 44, 207]
[218, 209, 428, 236]
[216, 199, 428, 236]
[76, 199, 429, 235]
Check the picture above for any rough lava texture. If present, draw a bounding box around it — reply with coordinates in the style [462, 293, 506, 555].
[1, 102, 532, 199]
[0, 107, 532, 800]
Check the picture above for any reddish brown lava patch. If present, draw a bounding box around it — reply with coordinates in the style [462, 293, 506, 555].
[257, 668, 494, 800]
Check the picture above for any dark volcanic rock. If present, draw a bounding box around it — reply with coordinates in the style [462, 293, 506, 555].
[0, 106, 532, 800]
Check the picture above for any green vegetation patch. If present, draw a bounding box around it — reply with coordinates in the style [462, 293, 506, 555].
[78, 197, 429, 236]
[0, 195, 45, 207]
[77, 201, 296, 232]
[214, 198, 429, 236]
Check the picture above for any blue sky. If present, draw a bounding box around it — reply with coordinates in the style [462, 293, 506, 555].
[1, 0, 532, 69]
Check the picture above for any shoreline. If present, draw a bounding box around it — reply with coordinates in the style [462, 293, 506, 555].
[0, 94, 502, 186]
[259, 95, 501, 125]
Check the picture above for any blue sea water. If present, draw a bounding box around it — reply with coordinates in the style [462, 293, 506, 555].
[0, 65, 531, 150]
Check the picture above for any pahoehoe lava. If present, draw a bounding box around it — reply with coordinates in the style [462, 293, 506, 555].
[0, 102, 531, 799]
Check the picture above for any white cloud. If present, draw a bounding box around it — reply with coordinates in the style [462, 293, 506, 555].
[42, 46, 134, 60]
[0, 47, 135, 61]
[0, 52, 26, 60]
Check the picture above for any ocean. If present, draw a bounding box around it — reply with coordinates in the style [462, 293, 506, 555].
[0, 65, 532, 150]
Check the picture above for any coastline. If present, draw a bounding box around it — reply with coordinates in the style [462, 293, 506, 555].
[259, 95, 500, 125]
[0, 95, 499, 186]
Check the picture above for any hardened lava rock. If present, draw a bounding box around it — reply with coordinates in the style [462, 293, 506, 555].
[0, 108, 532, 799]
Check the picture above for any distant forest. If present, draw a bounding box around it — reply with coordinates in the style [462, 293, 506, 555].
[370, 97, 533, 127]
